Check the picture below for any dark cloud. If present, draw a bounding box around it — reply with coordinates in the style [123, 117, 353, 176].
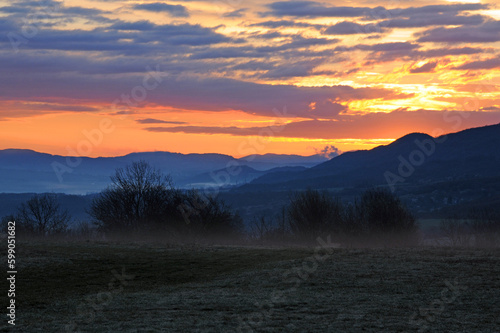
[261, 59, 324, 79]
[144, 110, 500, 140]
[250, 31, 289, 39]
[414, 47, 486, 58]
[410, 61, 437, 73]
[26, 103, 99, 112]
[133, 3, 189, 18]
[0, 101, 99, 120]
[0, 0, 111, 26]
[256, 36, 340, 53]
[223, 8, 247, 18]
[185, 34, 339, 63]
[308, 101, 348, 119]
[417, 20, 500, 43]
[455, 57, 500, 70]
[61, 6, 108, 17]
[0, 67, 412, 119]
[146, 125, 265, 136]
[334, 44, 487, 65]
[0, 0, 61, 14]
[230, 60, 277, 71]
[396, 3, 486, 16]
[109, 20, 156, 31]
[335, 42, 421, 63]
[383, 14, 484, 28]
[481, 106, 500, 112]
[251, 20, 322, 29]
[358, 42, 419, 52]
[189, 46, 264, 59]
[313, 68, 360, 77]
[265, 1, 374, 18]
[0, 19, 233, 54]
[265, 1, 486, 19]
[323, 21, 383, 35]
[136, 118, 187, 124]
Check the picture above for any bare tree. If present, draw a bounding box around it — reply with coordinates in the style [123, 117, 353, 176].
[89, 161, 179, 233]
[468, 208, 500, 247]
[250, 216, 273, 243]
[250, 212, 289, 245]
[440, 217, 471, 247]
[17, 194, 70, 236]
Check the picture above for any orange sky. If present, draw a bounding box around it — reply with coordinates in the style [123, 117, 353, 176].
[1, 0, 499, 157]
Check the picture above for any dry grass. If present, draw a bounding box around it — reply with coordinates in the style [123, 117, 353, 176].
[1, 241, 499, 332]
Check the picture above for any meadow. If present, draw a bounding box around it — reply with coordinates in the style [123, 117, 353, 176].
[1, 241, 499, 332]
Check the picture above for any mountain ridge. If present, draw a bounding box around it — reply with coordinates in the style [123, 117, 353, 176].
[0, 149, 328, 194]
[239, 123, 500, 191]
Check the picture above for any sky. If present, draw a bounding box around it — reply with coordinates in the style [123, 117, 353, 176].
[1, 0, 500, 158]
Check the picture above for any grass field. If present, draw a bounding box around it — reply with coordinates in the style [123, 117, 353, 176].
[1, 241, 500, 332]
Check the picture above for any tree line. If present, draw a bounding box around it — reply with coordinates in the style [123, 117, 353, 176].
[2, 161, 499, 247]
[254, 188, 418, 246]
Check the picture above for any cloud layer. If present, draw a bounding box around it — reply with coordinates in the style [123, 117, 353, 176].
[0, 0, 499, 156]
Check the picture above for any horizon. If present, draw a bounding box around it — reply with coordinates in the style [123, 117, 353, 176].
[2, 121, 497, 159]
[1, 0, 500, 157]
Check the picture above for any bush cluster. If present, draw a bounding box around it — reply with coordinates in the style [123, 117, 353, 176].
[256, 188, 418, 246]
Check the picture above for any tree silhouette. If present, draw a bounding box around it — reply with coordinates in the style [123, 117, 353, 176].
[287, 189, 343, 241]
[181, 190, 243, 238]
[89, 161, 180, 233]
[286, 188, 417, 245]
[17, 194, 70, 236]
[356, 189, 416, 235]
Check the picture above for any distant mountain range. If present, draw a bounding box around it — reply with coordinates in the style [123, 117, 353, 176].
[239, 123, 500, 191]
[0, 149, 328, 194]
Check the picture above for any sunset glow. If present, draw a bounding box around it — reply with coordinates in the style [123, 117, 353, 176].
[1, 0, 500, 157]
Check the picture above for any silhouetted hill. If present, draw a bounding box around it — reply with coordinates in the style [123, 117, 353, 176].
[239, 123, 500, 191]
[0, 150, 325, 194]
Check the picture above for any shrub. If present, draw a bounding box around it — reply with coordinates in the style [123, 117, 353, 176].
[287, 189, 343, 242]
[177, 190, 243, 241]
[356, 189, 416, 234]
[285, 188, 418, 246]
